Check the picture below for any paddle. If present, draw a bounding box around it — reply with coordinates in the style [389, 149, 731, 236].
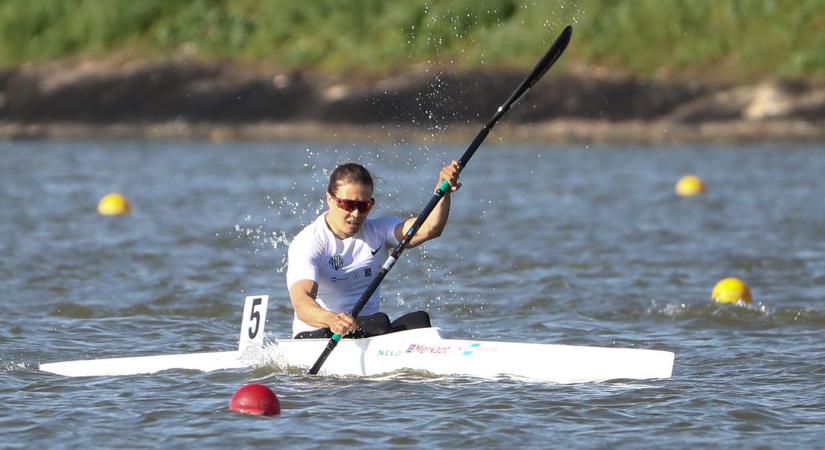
[308, 24, 573, 375]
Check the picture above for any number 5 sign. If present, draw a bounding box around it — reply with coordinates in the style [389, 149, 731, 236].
[239, 295, 269, 351]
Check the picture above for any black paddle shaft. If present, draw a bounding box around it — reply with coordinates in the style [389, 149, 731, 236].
[308, 25, 573, 375]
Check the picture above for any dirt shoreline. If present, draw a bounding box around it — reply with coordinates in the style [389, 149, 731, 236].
[2, 60, 823, 144]
[2, 119, 823, 145]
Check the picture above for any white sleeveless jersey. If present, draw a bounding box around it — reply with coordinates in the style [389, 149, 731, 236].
[286, 213, 402, 336]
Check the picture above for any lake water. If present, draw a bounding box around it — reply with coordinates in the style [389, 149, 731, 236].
[1, 139, 824, 449]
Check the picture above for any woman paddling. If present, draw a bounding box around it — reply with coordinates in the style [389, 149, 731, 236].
[287, 161, 460, 339]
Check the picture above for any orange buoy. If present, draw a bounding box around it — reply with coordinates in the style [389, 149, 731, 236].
[229, 384, 280, 416]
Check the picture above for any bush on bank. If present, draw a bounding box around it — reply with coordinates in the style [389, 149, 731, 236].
[1, 0, 823, 82]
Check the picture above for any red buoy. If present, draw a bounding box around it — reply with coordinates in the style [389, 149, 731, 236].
[229, 384, 280, 416]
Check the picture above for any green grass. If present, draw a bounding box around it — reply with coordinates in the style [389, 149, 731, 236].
[1, 0, 823, 82]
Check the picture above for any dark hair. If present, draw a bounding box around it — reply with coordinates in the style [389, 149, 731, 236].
[327, 163, 373, 194]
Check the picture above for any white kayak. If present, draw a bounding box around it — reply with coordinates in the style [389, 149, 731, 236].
[40, 296, 674, 383]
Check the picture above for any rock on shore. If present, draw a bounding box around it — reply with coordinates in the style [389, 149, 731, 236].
[1, 60, 823, 143]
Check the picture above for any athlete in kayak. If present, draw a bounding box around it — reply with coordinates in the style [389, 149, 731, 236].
[287, 161, 460, 339]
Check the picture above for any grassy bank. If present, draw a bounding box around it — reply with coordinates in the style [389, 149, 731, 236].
[1, 0, 823, 82]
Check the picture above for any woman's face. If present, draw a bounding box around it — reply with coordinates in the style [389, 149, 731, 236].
[325, 182, 374, 239]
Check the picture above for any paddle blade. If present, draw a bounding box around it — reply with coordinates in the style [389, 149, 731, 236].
[500, 25, 572, 115]
[529, 25, 572, 90]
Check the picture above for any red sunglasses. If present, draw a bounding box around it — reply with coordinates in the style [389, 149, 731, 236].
[330, 193, 375, 213]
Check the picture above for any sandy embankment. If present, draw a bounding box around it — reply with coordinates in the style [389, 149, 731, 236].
[1, 60, 823, 144]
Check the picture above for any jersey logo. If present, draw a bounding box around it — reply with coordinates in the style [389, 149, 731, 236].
[328, 254, 344, 270]
[370, 244, 382, 255]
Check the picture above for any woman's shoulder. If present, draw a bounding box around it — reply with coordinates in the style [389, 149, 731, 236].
[363, 216, 403, 243]
[290, 215, 329, 247]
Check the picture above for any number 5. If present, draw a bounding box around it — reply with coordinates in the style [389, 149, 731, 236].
[239, 295, 269, 351]
[248, 297, 262, 339]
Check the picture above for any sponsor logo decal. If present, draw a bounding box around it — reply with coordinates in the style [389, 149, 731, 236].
[328, 254, 343, 270]
[462, 342, 482, 356]
[376, 349, 401, 357]
[406, 344, 451, 354]
[364, 267, 372, 277]
[370, 243, 382, 255]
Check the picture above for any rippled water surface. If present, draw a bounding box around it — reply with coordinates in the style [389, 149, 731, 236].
[2, 140, 824, 449]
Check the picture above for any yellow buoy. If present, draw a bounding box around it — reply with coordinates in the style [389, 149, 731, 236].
[675, 174, 706, 197]
[711, 277, 752, 304]
[97, 192, 130, 216]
